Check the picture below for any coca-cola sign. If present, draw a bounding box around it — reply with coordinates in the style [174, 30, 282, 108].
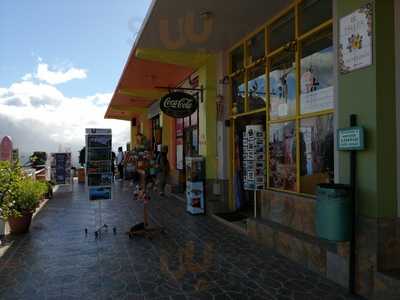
[160, 92, 198, 118]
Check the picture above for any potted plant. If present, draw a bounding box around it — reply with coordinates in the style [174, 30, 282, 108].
[0, 161, 47, 234]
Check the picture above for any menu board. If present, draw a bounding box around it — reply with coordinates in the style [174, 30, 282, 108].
[243, 125, 265, 190]
[50, 153, 71, 185]
[86, 129, 112, 201]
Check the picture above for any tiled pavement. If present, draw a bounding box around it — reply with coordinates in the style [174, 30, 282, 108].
[0, 181, 358, 300]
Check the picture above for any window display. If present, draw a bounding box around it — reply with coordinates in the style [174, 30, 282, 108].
[269, 122, 296, 191]
[248, 64, 266, 111]
[231, 45, 244, 73]
[246, 30, 265, 65]
[300, 30, 334, 114]
[299, 0, 332, 35]
[268, 11, 295, 52]
[300, 114, 334, 194]
[232, 74, 245, 114]
[269, 53, 296, 119]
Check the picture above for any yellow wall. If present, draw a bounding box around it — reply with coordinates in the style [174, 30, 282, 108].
[198, 56, 218, 179]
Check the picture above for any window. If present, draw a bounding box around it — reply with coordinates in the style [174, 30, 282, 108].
[229, 0, 334, 195]
[232, 74, 245, 114]
[246, 30, 265, 65]
[299, 0, 332, 35]
[269, 52, 296, 119]
[269, 122, 297, 191]
[231, 45, 244, 73]
[300, 114, 334, 194]
[268, 10, 295, 52]
[300, 29, 334, 114]
[248, 64, 266, 111]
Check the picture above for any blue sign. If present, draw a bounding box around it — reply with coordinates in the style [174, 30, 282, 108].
[337, 127, 365, 151]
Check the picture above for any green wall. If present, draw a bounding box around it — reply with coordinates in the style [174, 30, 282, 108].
[337, 0, 397, 217]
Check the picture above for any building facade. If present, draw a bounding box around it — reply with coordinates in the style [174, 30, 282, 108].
[105, 0, 400, 298]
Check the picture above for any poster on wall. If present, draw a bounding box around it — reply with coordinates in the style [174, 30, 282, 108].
[300, 46, 334, 114]
[243, 125, 265, 190]
[339, 3, 373, 74]
[50, 153, 71, 185]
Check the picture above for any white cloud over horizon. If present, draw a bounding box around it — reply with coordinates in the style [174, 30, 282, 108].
[0, 61, 129, 163]
[22, 63, 88, 85]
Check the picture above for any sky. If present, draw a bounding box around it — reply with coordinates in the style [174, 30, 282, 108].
[0, 0, 152, 162]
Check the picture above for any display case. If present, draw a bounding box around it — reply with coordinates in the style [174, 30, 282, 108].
[185, 157, 205, 215]
[85, 128, 112, 200]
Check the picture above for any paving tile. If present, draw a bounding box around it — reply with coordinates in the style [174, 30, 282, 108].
[0, 181, 356, 300]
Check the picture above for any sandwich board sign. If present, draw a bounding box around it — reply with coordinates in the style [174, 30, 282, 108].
[337, 127, 364, 151]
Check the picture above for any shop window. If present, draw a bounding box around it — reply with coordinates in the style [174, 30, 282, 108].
[299, 0, 332, 35]
[300, 114, 334, 194]
[269, 52, 296, 120]
[300, 29, 333, 114]
[248, 63, 266, 111]
[231, 45, 244, 73]
[232, 74, 245, 114]
[246, 30, 265, 65]
[268, 11, 295, 52]
[269, 121, 297, 191]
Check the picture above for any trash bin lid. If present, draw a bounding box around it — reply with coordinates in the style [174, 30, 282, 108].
[317, 183, 351, 198]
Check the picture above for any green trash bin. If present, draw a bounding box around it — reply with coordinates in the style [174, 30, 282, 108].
[315, 183, 352, 241]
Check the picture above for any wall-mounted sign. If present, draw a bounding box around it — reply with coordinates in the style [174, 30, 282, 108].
[337, 127, 365, 151]
[160, 92, 198, 119]
[339, 3, 373, 74]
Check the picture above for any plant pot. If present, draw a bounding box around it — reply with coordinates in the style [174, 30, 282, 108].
[8, 213, 33, 234]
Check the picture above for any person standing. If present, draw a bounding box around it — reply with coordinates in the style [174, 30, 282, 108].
[116, 147, 124, 180]
[157, 145, 170, 196]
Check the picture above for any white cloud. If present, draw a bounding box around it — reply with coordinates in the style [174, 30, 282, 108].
[21, 73, 33, 81]
[35, 63, 88, 85]
[0, 80, 129, 162]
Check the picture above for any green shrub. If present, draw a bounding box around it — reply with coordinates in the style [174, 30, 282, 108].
[0, 162, 47, 219]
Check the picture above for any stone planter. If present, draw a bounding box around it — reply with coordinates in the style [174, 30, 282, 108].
[8, 213, 33, 234]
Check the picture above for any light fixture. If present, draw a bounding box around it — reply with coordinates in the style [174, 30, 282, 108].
[200, 11, 213, 20]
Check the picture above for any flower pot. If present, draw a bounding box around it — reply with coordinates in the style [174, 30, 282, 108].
[8, 213, 33, 234]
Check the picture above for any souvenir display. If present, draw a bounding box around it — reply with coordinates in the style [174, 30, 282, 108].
[86, 128, 112, 200]
[186, 157, 205, 215]
[243, 125, 265, 190]
[50, 153, 72, 185]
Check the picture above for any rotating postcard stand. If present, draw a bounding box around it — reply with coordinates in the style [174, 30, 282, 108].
[85, 128, 116, 239]
[50, 152, 73, 192]
[243, 125, 266, 217]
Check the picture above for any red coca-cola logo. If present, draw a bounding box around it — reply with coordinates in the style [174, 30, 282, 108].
[160, 92, 198, 118]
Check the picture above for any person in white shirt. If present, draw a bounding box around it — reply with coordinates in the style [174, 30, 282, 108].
[116, 147, 124, 179]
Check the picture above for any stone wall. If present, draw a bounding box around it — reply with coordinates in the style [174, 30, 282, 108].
[251, 189, 400, 299]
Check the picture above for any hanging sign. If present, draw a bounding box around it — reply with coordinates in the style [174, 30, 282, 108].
[160, 92, 198, 119]
[339, 3, 373, 74]
[337, 127, 365, 151]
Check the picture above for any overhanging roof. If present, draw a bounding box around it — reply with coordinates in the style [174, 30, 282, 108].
[104, 57, 194, 120]
[105, 0, 293, 120]
[134, 0, 293, 52]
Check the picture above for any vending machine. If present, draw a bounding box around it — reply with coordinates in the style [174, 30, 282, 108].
[186, 157, 205, 215]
